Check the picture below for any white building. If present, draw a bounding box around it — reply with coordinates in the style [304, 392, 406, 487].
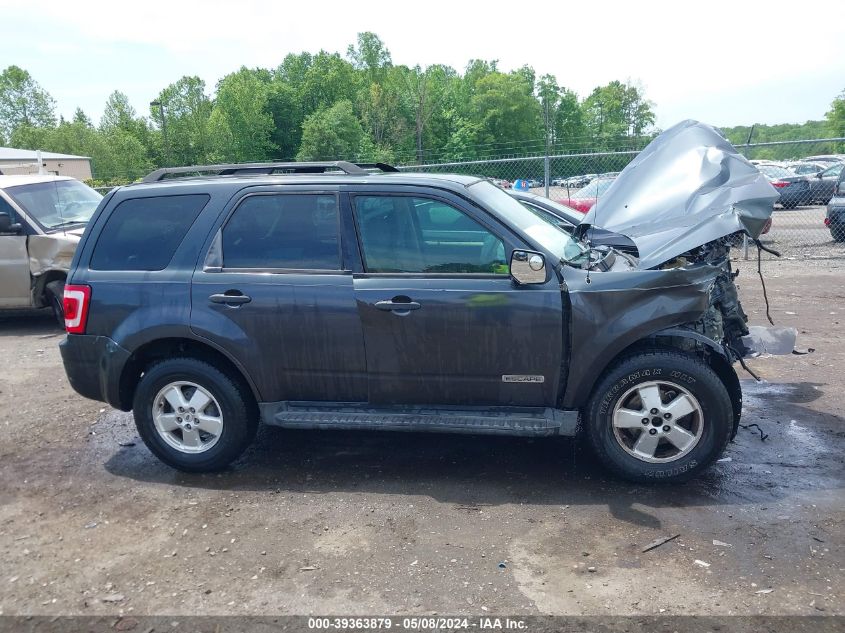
[0, 147, 93, 180]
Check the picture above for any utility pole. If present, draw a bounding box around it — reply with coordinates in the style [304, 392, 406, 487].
[150, 100, 169, 166]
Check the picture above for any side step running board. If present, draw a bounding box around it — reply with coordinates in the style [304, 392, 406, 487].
[259, 402, 579, 437]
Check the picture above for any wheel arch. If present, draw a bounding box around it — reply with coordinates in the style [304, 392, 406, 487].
[117, 337, 260, 413]
[33, 270, 67, 307]
[574, 328, 742, 436]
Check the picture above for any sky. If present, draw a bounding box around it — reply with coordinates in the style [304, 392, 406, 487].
[2, 0, 844, 132]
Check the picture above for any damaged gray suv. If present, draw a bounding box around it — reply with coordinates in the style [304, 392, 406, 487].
[60, 121, 781, 482]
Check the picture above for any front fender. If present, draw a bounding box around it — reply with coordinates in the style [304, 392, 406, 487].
[560, 264, 721, 408]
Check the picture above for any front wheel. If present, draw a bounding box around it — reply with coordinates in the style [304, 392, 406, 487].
[133, 358, 258, 472]
[584, 350, 733, 483]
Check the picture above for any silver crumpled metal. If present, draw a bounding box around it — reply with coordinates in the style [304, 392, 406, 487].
[582, 119, 780, 269]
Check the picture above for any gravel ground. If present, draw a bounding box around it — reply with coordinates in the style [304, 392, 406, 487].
[0, 258, 842, 618]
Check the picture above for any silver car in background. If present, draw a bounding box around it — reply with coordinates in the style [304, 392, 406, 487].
[0, 175, 102, 323]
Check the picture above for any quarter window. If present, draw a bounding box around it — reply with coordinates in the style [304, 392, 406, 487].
[222, 194, 340, 270]
[91, 194, 209, 271]
[353, 195, 507, 274]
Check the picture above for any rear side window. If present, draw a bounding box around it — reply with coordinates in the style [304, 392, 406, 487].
[91, 194, 209, 271]
[222, 194, 340, 270]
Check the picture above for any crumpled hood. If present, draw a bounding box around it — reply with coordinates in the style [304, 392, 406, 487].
[581, 120, 779, 269]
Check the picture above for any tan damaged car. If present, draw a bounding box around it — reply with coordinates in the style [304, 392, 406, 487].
[0, 175, 102, 324]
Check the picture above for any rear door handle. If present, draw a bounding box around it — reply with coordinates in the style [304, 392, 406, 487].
[209, 292, 252, 306]
[375, 300, 421, 312]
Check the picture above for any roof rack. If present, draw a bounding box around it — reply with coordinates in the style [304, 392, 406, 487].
[142, 161, 399, 183]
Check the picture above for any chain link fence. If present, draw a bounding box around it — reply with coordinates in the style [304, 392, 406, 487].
[399, 139, 845, 261]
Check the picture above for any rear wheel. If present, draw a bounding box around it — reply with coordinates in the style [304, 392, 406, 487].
[133, 358, 258, 472]
[831, 224, 845, 243]
[585, 350, 733, 483]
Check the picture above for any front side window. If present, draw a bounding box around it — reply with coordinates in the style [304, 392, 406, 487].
[222, 194, 340, 270]
[822, 164, 844, 178]
[0, 195, 17, 223]
[353, 195, 507, 274]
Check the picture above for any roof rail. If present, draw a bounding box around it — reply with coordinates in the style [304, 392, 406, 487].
[142, 161, 398, 183]
[355, 162, 400, 173]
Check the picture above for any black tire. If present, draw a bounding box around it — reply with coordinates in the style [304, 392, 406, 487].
[832, 224, 845, 243]
[45, 280, 65, 328]
[132, 358, 258, 472]
[584, 349, 733, 483]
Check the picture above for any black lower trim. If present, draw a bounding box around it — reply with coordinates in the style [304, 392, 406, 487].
[259, 402, 580, 436]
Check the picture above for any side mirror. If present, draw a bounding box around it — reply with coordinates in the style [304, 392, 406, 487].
[0, 212, 21, 234]
[510, 250, 547, 285]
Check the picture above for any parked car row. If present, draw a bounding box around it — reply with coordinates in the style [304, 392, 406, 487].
[753, 156, 845, 207]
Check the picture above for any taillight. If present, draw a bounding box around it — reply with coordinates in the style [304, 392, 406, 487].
[771, 181, 789, 188]
[825, 217, 832, 227]
[63, 284, 91, 334]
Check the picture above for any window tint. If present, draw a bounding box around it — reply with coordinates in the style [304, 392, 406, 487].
[222, 194, 340, 270]
[354, 195, 507, 274]
[91, 194, 209, 271]
[822, 164, 844, 177]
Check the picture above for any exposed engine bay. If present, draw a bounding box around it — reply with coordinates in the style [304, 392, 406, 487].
[559, 120, 798, 384]
[658, 237, 751, 359]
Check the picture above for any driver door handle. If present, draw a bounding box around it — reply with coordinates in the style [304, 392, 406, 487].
[375, 300, 421, 312]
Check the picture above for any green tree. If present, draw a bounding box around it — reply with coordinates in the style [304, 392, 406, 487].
[583, 80, 655, 149]
[296, 100, 365, 161]
[208, 67, 276, 162]
[401, 64, 454, 162]
[0, 65, 56, 139]
[97, 129, 151, 180]
[152, 77, 213, 166]
[347, 32, 392, 84]
[101, 91, 144, 136]
[555, 88, 586, 148]
[439, 110, 483, 162]
[72, 107, 92, 127]
[356, 76, 407, 157]
[298, 52, 359, 112]
[470, 71, 541, 151]
[826, 89, 845, 138]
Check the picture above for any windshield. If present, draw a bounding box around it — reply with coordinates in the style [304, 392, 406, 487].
[789, 163, 821, 175]
[571, 177, 615, 200]
[758, 164, 793, 179]
[6, 179, 102, 230]
[469, 181, 588, 263]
